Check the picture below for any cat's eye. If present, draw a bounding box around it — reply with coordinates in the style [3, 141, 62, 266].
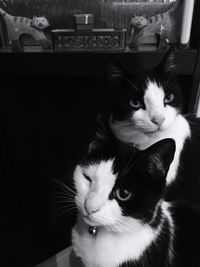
[115, 188, 132, 201]
[83, 173, 92, 183]
[130, 100, 142, 109]
[164, 94, 174, 104]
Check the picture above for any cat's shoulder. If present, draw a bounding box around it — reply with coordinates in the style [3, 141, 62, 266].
[183, 114, 200, 145]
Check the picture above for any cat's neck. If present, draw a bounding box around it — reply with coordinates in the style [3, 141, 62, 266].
[110, 114, 191, 185]
[72, 201, 174, 267]
[110, 114, 190, 150]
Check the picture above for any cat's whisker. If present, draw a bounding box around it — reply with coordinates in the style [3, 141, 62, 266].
[95, 214, 129, 236]
[48, 196, 75, 203]
[77, 152, 88, 165]
[48, 191, 75, 199]
[114, 121, 135, 127]
[115, 218, 142, 233]
[55, 179, 76, 195]
[120, 149, 137, 177]
[121, 159, 138, 177]
[125, 78, 140, 91]
[50, 203, 76, 211]
[48, 200, 75, 205]
[51, 183, 74, 196]
[49, 177, 76, 196]
[51, 207, 76, 222]
[47, 191, 74, 197]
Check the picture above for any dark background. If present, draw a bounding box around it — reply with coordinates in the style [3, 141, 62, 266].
[1, 77, 110, 267]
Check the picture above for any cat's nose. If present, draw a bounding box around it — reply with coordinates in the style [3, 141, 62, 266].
[84, 203, 100, 215]
[151, 115, 165, 126]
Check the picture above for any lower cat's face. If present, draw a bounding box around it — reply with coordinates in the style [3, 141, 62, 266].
[73, 139, 175, 234]
[74, 160, 133, 231]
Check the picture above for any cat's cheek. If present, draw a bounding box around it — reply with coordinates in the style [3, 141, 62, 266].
[131, 109, 149, 125]
[73, 167, 91, 213]
[131, 109, 144, 120]
[91, 200, 122, 226]
[160, 106, 177, 130]
[73, 166, 89, 193]
[74, 196, 85, 214]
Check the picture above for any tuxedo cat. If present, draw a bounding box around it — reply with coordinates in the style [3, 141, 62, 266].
[107, 50, 200, 206]
[71, 118, 200, 267]
[72, 119, 176, 267]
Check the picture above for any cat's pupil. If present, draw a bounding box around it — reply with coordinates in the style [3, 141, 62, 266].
[115, 188, 132, 201]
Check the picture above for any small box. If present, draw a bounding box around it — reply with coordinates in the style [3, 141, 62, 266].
[74, 14, 94, 31]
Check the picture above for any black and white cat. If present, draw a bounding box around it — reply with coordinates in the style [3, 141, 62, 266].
[71, 118, 200, 267]
[72, 120, 176, 267]
[107, 50, 200, 205]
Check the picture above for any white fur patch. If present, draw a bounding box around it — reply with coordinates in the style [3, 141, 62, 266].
[161, 202, 175, 262]
[72, 218, 158, 267]
[74, 160, 121, 226]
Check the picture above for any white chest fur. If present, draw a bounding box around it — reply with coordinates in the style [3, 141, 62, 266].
[111, 115, 191, 185]
[72, 218, 160, 267]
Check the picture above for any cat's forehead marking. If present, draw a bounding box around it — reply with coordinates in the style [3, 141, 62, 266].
[144, 79, 165, 108]
[84, 159, 116, 187]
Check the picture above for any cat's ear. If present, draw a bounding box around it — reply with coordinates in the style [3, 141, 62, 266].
[107, 60, 125, 86]
[88, 113, 114, 153]
[140, 138, 176, 179]
[158, 47, 176, 73]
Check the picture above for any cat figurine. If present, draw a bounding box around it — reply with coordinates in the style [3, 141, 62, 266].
[71, 118, 200, 267]
[129, 0, 182, 49]
[0, 7, 50, 48]
[107, 49, 200, 206]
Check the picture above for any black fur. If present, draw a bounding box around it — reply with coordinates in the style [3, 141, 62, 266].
[120, 219, 172, 267]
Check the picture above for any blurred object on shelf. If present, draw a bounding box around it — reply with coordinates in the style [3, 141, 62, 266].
[180, 0, 195, 49]
[0, 0, 195, 52]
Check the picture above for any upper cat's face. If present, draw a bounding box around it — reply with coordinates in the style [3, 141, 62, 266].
[73, 121, 175, 233]
[32, 16, 50, 29]
[108, 50, 182, 134]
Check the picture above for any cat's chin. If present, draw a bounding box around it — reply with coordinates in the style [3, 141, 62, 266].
[143, 128, 158, 134]
[83, 215, 101, 227]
